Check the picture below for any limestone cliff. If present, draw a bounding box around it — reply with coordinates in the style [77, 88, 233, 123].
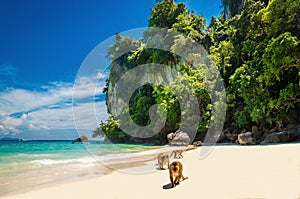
[106, 62, 180, 116]
[222, 0, 244, 20]
[222, 0, 270, 20]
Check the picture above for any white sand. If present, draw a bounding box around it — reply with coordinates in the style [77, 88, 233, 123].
[3, 143, 300, 199]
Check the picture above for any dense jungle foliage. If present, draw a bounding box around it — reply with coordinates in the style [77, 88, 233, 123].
[93, 0, 300, 144]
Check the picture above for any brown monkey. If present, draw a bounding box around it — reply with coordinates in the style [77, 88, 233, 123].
[157, 153, 169, 169]
[170, 150, 185, 159]
[192, 140, 202, 146]
[169, 161, 188, 188]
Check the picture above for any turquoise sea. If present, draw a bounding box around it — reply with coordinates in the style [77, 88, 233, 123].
[0, 140, 161, 196]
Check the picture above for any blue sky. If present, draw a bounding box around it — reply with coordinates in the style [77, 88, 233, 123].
[0, 0, 223, 140]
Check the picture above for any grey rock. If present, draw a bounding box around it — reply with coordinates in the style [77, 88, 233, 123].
[288, 125, 300, 142]
[167, 130, 190, 146]
[237, 132, 255, 145]
[72, 136, 88, 144]
[264, 131, 289, 143]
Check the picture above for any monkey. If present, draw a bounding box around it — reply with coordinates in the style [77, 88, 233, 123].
[192, 140, 202, 147]
[186, 144, 198, 151]
[170, 150, 185, 159]
[157, 153, 169, 170]
[169, 161, 188, 188]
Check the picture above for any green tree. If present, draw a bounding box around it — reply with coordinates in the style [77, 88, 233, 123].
[97, 0, 300, 145]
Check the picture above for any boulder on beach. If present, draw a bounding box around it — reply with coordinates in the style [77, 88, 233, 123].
[288, 125, 300, 142]
[264, 131, 289, 143]
[167, 130, 190, 146]
[72, 136, 88, 144]
[237, 132, 255, 145]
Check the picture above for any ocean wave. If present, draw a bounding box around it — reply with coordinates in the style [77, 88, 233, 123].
[30, 157, 97, 167]
[16, 153, 56, 158]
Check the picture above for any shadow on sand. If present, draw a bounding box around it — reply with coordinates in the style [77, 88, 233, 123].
[162, 183, 173, 190]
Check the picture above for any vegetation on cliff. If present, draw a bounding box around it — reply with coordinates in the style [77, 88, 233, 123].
[93, 0, 300, 144]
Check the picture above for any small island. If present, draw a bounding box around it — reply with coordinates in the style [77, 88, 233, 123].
[71, 136, 88, 144]
[0, 137, 23, 141]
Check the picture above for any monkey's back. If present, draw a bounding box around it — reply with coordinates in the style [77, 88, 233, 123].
[158, 154, 169, 164]
[169, 161, 183, 177]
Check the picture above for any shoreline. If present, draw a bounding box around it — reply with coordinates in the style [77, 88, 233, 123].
[0, 144, 177, 198]
[2, 143, 300, 199]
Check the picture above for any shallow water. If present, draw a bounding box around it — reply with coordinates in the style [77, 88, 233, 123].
[0, 140, 162, 196]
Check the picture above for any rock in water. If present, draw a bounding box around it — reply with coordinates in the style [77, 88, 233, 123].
[237, 132, 255, 145]
[72, 136, 88, 144]
[168, 130, 190, 146]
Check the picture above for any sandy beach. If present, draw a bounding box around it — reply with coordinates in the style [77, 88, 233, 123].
[3, 143, 300, 199]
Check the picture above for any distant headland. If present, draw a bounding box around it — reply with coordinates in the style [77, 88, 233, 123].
[0, 137, 23, 141]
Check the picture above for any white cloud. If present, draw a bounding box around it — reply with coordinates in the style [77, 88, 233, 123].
[0, 74, 109, 138]
[96, 71, 107, 79]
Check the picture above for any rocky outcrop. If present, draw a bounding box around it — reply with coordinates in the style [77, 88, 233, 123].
[0, 137, 23, 141]
[264, 132, 289, 143]
[107, 63, 180, 116]
[222, 123, 300, 145]
[222, 0, 244, 20]
[72, 136, 88, 144]
[263, 125, 300, 143]
[288, 125, 300, 142]
[167, 130, 190, 146]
